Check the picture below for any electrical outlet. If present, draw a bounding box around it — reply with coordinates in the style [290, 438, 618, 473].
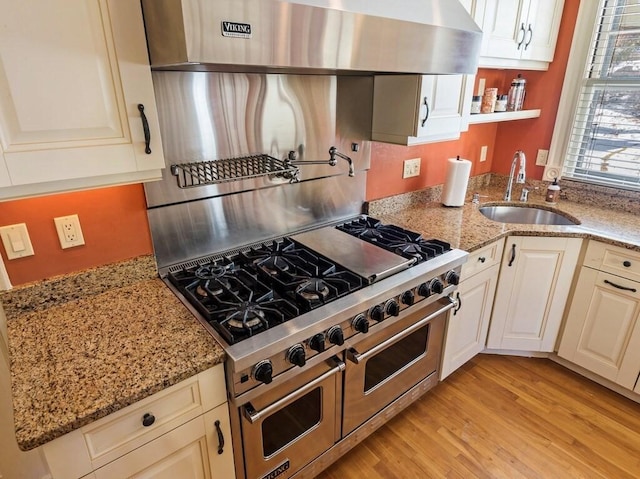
[536, 149, 549, 166]
[480, 145, 488, 162]
[403, 158, 421, 178]
[54, 214, 85, 249]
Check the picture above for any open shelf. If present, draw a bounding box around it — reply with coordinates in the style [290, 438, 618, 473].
[468, 109, 541, 125]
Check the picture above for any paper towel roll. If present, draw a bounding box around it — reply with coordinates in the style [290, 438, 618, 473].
[441, 157, 472, 207]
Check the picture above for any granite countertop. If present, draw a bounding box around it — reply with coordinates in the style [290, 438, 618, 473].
[1, 255, 225, 451]
[369, 185, 640, 252]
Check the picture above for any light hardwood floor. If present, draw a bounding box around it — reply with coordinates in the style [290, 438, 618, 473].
[317, 354, 640, 479]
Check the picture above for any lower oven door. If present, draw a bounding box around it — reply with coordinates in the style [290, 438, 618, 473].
[238, 356, 343, 479]
[342, 297, 451, 435]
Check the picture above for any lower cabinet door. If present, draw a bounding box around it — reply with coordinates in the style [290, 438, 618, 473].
[93, 417, 212, 479]
[558, 267, 640, 390]
[487, 236, 581, 352]
[441, 263, 499, 379]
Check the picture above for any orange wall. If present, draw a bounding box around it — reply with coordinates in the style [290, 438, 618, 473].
[0, 184, 153, 285]
[366, 0, 580, 201]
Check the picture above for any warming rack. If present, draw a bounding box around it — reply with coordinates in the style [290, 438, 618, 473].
[170, 154, 299, 188]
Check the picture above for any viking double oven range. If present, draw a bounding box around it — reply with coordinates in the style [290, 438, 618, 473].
[144, 72, 468, 479]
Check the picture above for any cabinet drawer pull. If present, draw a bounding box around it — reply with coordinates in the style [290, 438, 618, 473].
[478, 256, 486, 263]
[508, 244, 516, 267]
[137, 104, 152, 154]
[623, 260, 632, 267]
[142, 413, 155, 427]
[604, 279, 637, 293]
[214, 420, 225, 454]
[421, 96, 430, 127]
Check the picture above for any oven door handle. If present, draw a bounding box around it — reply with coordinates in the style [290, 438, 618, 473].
[347, 297, 457, 365]
[243, 357, 345, 424]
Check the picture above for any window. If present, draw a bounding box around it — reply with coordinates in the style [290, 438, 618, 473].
[550, 0, 640, 191]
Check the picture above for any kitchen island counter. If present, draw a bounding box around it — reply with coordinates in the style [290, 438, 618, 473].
[1, 255, 224, 451]
[370, 185, 640, 252]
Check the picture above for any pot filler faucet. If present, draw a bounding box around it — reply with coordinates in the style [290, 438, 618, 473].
[286, 147, 355, 178]
[504, 150, 526, 201]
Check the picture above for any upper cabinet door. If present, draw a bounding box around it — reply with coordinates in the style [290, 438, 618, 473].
[521, 0, 565, 62]
[480, 0, 565, 70]
[482, 0, 531, 60]
[0, 0, 164, 199]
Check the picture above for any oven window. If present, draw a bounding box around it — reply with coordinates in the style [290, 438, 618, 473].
[261, 387, 322, 457]
[364, 324, 430, 392]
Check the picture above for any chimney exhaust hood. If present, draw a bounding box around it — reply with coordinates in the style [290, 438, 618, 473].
[141, 0, 482, 75]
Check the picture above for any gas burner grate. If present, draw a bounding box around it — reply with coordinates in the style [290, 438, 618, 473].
[337, 217, 451, 263]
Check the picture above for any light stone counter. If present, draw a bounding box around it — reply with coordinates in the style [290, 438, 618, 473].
[1, 255, 224, 451]
[368, 185, 640, 253]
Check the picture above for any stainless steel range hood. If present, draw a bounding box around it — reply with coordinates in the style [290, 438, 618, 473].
[141, 0, 482, 75]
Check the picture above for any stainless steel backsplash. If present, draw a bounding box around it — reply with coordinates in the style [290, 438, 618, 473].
[144, 71, 371, 272]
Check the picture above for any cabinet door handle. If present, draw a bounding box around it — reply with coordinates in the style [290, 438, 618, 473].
[524, 24, 533, 50]
[623, 260, 632, 267]
[478, 256, 486, 263]
[137, 104, 152, 154]
[604, 279, 637, 293]
[421, 96, 430, 127]
[508, 243, 516, 267]
[516, 23, 526, 49]
[214, 420, 225, 454]
[453, 292, 462, 316]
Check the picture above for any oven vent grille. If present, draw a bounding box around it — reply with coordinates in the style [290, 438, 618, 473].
[170, 154, 299, 188]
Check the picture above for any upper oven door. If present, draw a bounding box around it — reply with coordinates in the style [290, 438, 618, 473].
[342, 297, 451, 435]
[238, 357, 343, 479]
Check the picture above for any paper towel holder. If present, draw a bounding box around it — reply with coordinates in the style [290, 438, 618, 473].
[441, 155, 472, 207]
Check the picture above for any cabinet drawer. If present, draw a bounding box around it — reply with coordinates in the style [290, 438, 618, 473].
[584, 241, 640, 282]
[43, 364, 226, 478]
[461, 239, 505, 280]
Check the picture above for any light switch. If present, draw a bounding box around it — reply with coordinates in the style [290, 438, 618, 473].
[0, 223, 35, 259]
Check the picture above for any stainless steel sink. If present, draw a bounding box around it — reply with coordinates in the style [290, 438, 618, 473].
[478, 205, 579, 225]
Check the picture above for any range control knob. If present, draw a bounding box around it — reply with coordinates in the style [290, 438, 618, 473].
[430, 278, 444, 295]
[445, 270, 460, 286]
[327, 325, 344, 346]
[417, 282, 431, 297]
[287, 344, 306, 367]
[385, 299, 400, 317]
[369, 304, 385, 322]
[308, 333, 326, 353]
[401, 290, 415, 306]
[353, 314, 369, 334]
[252, 360, 273, 384]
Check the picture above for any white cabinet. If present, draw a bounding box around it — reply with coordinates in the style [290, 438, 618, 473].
[371, 74, 470, 145]
[441, 239, 504, 379]
[0, 0, 164, 201]
[480, 0, 565, 70]
[43, 364, 235, 479]
[558, 242, 640, 391]
[487, 236, 581, 352]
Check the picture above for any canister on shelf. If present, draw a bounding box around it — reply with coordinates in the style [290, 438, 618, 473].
[507, 74, 526, 111]
[495, 94, 508, 112]
[481, 88, 498, 113]
[470, 95, 482, 114]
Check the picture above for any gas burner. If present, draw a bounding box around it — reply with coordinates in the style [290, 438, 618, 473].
[337, 217, 451, 263]
[256, 255, 291, 275]
[295, 278, 330, 301]
[225, 301, 267, 332]
[195, 263, 235, 280]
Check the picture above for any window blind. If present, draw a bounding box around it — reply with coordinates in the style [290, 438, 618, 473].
[563, 0, 640, 190]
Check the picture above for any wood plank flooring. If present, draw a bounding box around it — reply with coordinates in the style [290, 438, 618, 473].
[316, 354, 640, 479]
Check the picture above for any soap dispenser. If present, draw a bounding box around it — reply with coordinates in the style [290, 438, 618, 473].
[545, 178, 560, 204]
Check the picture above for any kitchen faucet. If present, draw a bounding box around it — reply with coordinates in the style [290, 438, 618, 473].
[504, 150, 526, 201]
[285, 147, 354, 181]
